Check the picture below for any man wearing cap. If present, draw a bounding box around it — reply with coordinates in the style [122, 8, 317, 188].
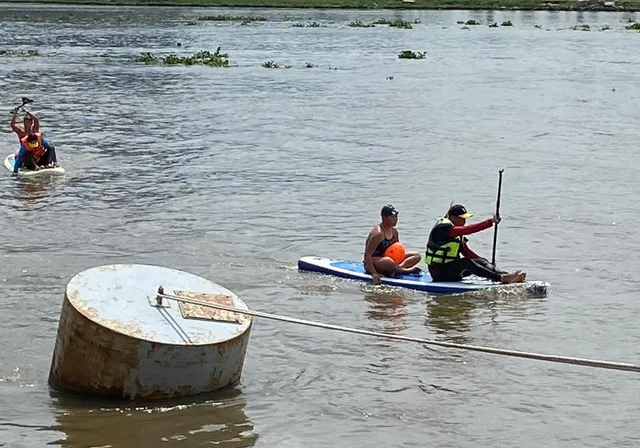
[424, 204, 526, 284]
[364, 204, 422, 285]
[12, 132, 59, 176]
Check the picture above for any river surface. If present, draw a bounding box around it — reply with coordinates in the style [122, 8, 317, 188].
[1, 3, 639, 447]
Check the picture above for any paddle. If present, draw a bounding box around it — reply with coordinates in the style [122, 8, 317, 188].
[10, 97, 34, 115]
[491, 169, 504, 267]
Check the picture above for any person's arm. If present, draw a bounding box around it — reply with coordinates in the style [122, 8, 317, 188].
[29, 113, 40, 133]
[364, 230, 384, 283]
[461, 239, 480, 259]
[449, 219, 494, 237]
[11, 111, 24, 137]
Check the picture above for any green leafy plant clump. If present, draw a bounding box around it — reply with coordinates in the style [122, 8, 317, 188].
[348, 19, 375, 27]
[398, 50, 425, 59]
[198, 15, 266, 22]
[138, 49, 229, 67]
[373, 18, 414, 28]
[291, 21, 323, 27]
[0, 49, 39, 56]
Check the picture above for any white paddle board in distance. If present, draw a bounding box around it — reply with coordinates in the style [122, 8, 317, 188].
[4, 153, 66, 178]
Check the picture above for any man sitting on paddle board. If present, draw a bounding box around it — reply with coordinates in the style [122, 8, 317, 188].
[364, 204, 422, 285]
[425, 204, 526, 284]
[12, 133, 59, 176]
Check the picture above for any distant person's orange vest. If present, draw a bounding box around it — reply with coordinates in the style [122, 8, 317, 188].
[20, 133, 45, 162]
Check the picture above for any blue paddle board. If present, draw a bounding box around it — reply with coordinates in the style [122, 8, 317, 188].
[297, 256, 548, 295]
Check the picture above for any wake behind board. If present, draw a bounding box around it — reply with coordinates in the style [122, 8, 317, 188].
[298, 256, 548, 295]
[4, 153, 66, 178]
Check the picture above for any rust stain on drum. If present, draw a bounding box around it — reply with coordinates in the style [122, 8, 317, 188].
[174, 290, 247, 324]
[49, 294, 141, 398]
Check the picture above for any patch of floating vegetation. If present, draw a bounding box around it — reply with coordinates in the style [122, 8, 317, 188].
[398, 50, 426, 59]
[198, 15, 266, 22]
[373, 18, 415, 29]
[0, 49, 39, 56]
[346, 18, 418, 28]
[573, 23, 590, 30]
[348, 20, 375, 27]
[261, 61, 321, 68]
[138, 49, 229, 67]
[626, 22, 640, 30]
[291, 21, 323, 27]
[262, 61, 288, 68]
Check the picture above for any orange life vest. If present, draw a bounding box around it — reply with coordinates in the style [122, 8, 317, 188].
[20, 133, 45, 162]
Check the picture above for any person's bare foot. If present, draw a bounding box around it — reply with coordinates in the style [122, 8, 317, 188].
[404, 266, 422, 275]
[499, 272, 519, 284]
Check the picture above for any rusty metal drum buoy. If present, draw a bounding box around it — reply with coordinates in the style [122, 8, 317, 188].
[48, 264, 252, 400]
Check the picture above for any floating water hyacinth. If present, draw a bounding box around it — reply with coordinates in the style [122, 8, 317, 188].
[398, 50, 426, 59]
[138, 48, 229, 67]
[198, 15, 266, 22]
[0, 49, 39, 56]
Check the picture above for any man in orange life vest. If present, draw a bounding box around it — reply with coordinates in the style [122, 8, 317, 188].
[12, 133, 58, 176]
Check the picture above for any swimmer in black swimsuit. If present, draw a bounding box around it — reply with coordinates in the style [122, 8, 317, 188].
[363, 204, 422, 285]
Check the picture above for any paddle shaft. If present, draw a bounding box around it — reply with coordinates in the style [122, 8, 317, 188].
[491, 169, 504, 266]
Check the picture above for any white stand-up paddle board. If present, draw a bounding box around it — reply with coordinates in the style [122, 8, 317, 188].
[4, 153, 66, 178]
[298, 256, 548, 295]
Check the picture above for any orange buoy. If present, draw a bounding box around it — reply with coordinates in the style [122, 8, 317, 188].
[384, 242, 406, 264]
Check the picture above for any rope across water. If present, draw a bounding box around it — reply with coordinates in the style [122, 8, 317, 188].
[156, 289, 640, 374]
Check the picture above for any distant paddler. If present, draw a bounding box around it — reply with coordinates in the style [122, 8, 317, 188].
[12, 133, 59, 176]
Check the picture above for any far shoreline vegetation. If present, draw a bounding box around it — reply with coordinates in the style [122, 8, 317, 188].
[4, 0, 640, 12]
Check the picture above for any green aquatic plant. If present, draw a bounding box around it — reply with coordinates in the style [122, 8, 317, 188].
[398, 50, 425, 59]
[0, 49, 39, 56]
[348, 20, 375, 27]
[465, 19, 480, 25]
[138, 49, 229, 67]
[489, 22, 498, 27]
[372, 18, 412, 29]
[573, 23, 590, 31]
[625, 22, 640, 30]
[262, 60, 280, 68]
[139, 52, 158, 64]
[389, 19, 413, 29]
[501, 20, 513, 26]
[291, 21, 323, 27]
[198, 15, 266, 22]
